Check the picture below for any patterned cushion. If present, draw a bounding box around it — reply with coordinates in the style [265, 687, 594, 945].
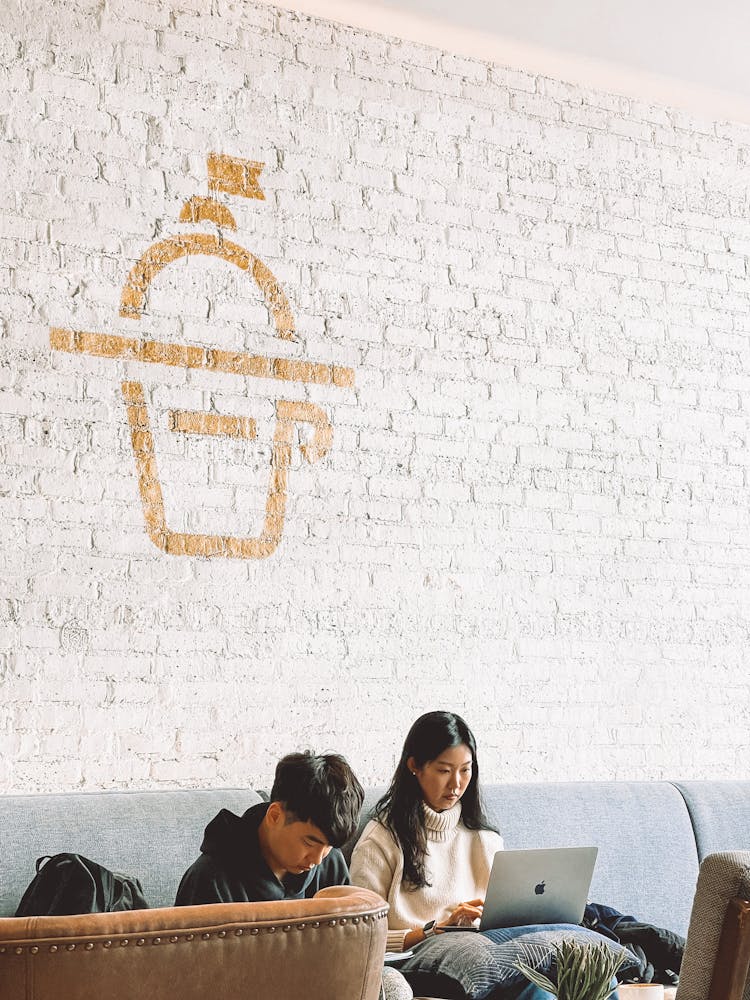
[397, 925, 637, 1000]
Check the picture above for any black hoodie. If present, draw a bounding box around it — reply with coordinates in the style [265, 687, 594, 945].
[175, 801, 350, 906]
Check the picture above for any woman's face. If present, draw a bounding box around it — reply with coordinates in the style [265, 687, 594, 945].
[408, 742, 474, 812]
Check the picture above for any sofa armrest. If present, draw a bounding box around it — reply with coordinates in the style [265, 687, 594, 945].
[0, 885, 388, 1000]
[677, 851, 750, 1000]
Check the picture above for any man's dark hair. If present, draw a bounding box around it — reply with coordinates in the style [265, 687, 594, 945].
[270, 752, 364, 848]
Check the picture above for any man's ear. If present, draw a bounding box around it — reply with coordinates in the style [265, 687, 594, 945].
[265, 801, 284, 826]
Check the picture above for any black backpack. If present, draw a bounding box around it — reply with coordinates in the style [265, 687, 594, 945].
[15, 853, 149, 917]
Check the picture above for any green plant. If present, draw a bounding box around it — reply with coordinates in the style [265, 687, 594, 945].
[516, 938, 630, 1000]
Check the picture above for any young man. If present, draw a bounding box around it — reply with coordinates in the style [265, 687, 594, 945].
[175, 751, 364, 905]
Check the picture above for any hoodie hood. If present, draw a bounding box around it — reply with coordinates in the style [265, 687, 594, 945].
[199, 804, 264, 870]
[199, 801, 319, 895]
[175, 800, 350, 907]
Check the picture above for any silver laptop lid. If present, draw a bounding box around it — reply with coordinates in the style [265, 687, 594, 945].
[480, 846, 598, 930]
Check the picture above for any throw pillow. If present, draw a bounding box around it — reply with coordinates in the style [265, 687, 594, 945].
[397, 924, 638, 1000]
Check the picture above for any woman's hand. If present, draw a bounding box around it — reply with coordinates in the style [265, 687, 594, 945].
[440, 898, 484, 928]
[402, 898, 485, 948]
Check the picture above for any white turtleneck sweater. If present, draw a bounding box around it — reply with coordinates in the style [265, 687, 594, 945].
[349, 803, 504, 952]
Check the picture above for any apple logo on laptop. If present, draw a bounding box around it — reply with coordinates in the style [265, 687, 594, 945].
[534, 881, 546, 895]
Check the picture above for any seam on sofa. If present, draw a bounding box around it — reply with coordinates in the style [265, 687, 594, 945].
[669, 781, 702, 863]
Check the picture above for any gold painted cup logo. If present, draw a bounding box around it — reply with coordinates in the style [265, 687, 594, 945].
[50, 153, 354, 559]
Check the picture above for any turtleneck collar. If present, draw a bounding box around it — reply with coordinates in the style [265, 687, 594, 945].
[423, 800, 462, 841]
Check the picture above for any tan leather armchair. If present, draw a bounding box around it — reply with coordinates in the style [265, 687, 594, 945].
[0, 885, 388, 1000]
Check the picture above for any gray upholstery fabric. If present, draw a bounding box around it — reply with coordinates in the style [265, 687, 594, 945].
[674, 781, 750, 858]
[382, 965, 414, 1000]
[676, 851, 750, 1000]
[481, 782, 699, 936]
[342, 781, 698, 937]
[342, 786, 388, 863]
[5, 780, 745, 943]
[0, 788, 263, 915]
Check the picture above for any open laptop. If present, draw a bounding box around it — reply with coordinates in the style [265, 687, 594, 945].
[442, 846, 598, 932]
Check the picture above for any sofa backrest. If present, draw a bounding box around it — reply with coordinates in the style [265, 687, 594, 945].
[342, 781, 700, 937]
[0, 788, 263, 916]
[6, 780, 749, 936]
[481, 781, 699, 936]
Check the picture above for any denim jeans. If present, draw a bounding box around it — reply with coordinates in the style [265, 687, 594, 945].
[507, 980, 620, 1000]
[509, 984, 555, 1000]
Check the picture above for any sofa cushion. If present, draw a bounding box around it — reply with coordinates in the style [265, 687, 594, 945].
[0, 788, 263, 916]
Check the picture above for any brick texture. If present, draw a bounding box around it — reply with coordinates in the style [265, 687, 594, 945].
[1, 0, 750, 792]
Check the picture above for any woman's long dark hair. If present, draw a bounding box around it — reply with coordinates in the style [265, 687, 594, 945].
[375, 711, 497, 889]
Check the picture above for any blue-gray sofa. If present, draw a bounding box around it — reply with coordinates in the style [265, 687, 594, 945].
[2, 780, 749, 932]
[1, 780, 749, 1000]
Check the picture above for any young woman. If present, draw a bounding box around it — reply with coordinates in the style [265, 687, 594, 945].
[351, 711, 621, 1000]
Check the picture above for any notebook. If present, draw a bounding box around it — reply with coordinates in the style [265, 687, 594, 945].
[441, 846, 598, 932]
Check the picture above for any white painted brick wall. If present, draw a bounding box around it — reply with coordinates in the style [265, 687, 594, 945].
[1, 0, 750, 794]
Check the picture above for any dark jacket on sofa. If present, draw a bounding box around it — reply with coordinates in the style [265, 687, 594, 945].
[583, 903, 684, 984]
[175, 801, 350, 906]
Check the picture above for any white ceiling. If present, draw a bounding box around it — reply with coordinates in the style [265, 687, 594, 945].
[265, 0, 750, 126]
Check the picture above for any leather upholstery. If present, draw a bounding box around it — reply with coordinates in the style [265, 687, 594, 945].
[0, 885, 388, 1000]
